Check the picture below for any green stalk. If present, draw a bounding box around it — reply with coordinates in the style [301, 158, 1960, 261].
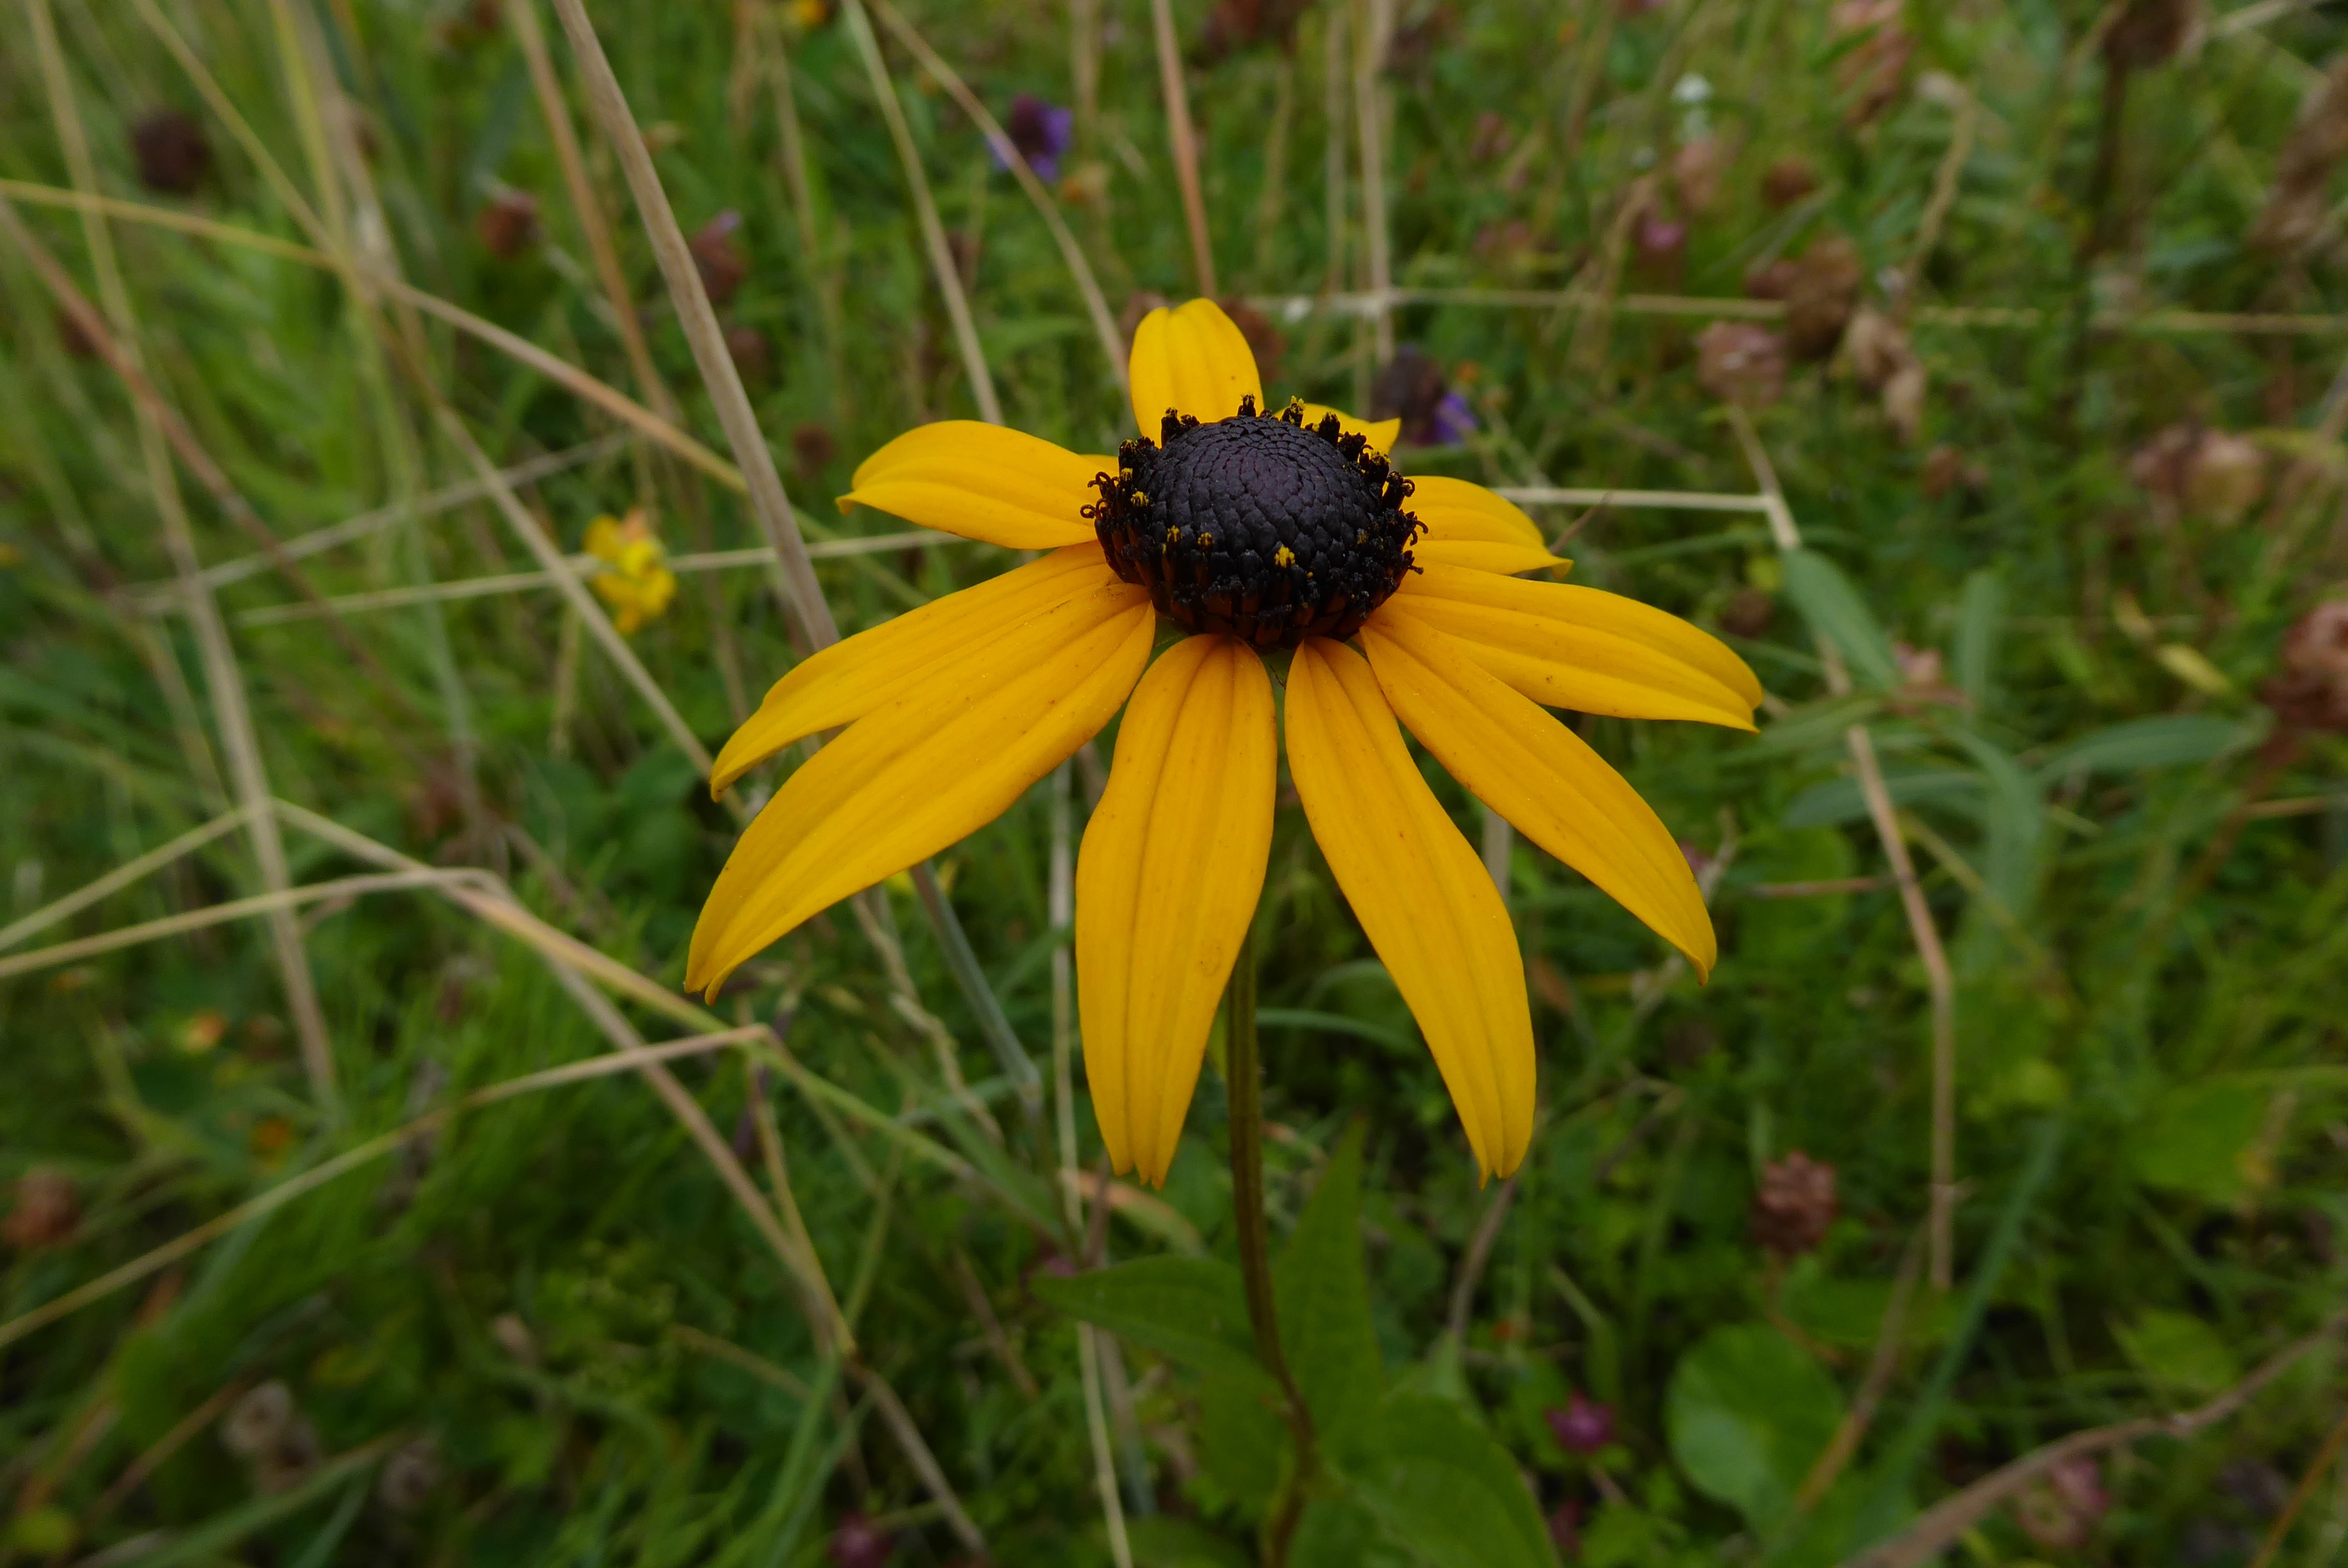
[1224, 922, 1318, 1565]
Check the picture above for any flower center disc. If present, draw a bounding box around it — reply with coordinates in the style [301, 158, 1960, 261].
[1088, 398, 1421, 648]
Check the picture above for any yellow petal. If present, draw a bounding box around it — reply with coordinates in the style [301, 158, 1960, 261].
[710, 544, 1116, 796]
[1393, 559, 1763, 720]
[1128, 299, 1263, 436]
[1408, 475, 1546, 549]
[841, 420, 1100, 549]
[1294, 403, 1404, 457]
[1358, 611, 1716, 978]
[1412, 539, 1571, 575]
[1076, 636, 1276, 1186]
[1284, 638, 1533, 1180]
[687, 584, 1155, 996]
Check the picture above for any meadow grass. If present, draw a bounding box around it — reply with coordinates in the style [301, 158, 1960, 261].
[4, 0, 2348, 1563]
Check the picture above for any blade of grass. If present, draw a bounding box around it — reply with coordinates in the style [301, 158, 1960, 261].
[0, 1024, 767, 1353]
[869, 0, 1127, 393]
[1730, 401, 1961, 1289]
[1150, 0, 1217, 295]
[0, 805, 255, 952]
[837, 0, 1004, 425]
[1, 56, 341, 1125]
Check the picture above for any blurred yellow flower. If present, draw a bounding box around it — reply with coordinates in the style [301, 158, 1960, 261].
[584, 508, 677, 636]
[788, 0, 832, 30]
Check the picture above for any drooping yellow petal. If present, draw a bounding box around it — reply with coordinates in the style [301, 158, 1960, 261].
[1075, 636, 1276, 1186]
[1404, 475, 1567, 574]
[1284, 638, 1533, 1180]
[840, 421, 1100, 549]
[1294, 402, 1404, 457]
[1128, 299, 1263, 435]
[1411, 538, 1570, 575]
[710, 544, 1118, 796]
[1392, 559, 1763, 722]
[687, 584, 1155, 997]
[1358, 612, 1716, 978]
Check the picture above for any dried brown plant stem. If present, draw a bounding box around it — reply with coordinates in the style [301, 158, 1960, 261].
[748, 5, 850, 413]
[1902, 83, 1979, 307]
[1841, 1307, 2348, 1568]
[1729, 404, 1958, 1290]
[506, 0, 748, 719]
[1323, 3, 1349, 296]
[438, 408, 717, 774]
[1445, 1171, 1521, 1343]
[2247, 1401, 2348, 1568]
[1353, 0, 1397, 363]
[3, 36, 342, 1124]
[0, 1023, 768, 1354]
[1152, 0, 1219, 296]
[0, 805, 257, 953]
[544, 0, 831, 645]
[1050, 763, 1139, 1568]
[870, 0, 1129, 393]
[1793, 1228, 1927, 1510]
[838, 0, 1004, 425]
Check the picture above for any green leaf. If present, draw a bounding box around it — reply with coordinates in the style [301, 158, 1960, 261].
[1339, 1393, 1557, 1568]
[1779, 548, 1900, 690]
[1782, 768, 1979, 830]
[1197, 1371, 1288, 1512]
[1030, 1258, 1270, 1385]
[1664, 1325, 1845, 1533]
[1125, 1515, 1256, 1568]
[2035, 714, 2262, 780]
[1947, 730, 2045, 920]
[1290, 1496, 1415, 1568]
[2114, 1308, 2241, 1397]
[2130, 1077, 2272, 1205]
[1274, 1122, 1383, 1434]
[1952, 569, 2004, 711]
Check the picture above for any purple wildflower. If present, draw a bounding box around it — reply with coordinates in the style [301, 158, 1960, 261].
[1546, 1391, 1615, 1455]
[999, 95, 1075, 181]
[1429, 390, 1479, 445]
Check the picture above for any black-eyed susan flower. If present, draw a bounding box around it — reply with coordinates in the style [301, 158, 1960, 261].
[687, 300, 1759, 1184]
[584, 508, 678, 635]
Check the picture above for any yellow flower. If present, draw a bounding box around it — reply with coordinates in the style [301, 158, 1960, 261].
[689, 300, 1759, 1184]
[584, 508, 677, 636]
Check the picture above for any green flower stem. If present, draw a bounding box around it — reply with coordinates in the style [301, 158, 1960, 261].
[1224, 922, 1318, 1563]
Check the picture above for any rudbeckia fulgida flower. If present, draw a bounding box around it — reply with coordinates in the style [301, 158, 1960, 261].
[687, 300, 1760, 1184]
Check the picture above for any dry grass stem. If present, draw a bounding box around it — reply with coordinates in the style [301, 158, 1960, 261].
[0, 1023, 767, 1354]
[0, 805, 257, 953]
[1794, 1228, 1927, 1510]
[1843, 1308, 2348, 1568]
[228, 531, 946, 628]
[1729, 404, 1959, 1289]
[1151, 0, 1217, 296]
[1353, 0, 1397, 362]
[870, 0, 1128, 393]
[839, 0, 1005, 426]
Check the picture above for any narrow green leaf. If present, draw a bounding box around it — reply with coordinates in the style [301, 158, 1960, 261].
[1273, 1123, 1383, 1434]
[1031, 1258, 1271, 1385]
[2033, 713, 2263, 780]
[1952, 569, 2003, 711]
[1339, 1393, 1557, 1568]
[1779, 548, 1901, 690]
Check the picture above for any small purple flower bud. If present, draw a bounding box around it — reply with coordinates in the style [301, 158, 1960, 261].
[1546, 1391, 1614, 1455]
[998, 96, 1075, 182]
[828, 1510, 892, 1568]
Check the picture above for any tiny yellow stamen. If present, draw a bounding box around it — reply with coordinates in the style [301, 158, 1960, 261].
[1273, 545, 1297, 568]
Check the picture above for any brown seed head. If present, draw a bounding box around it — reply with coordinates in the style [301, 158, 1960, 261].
[2, 1166, 77, 1250]
[1762, 156, 1819, 209]
[2103, 0, 2197, 70]
[2264, 599, 2348, 734]
[1752, 1150, 1839, 1258]
[132, 109, 211, 195]
[1783, 236, 1865, 361]
[689, 211, 749, 306]
[1696, 321, 1787, 408]
[477, 190, 540, 259]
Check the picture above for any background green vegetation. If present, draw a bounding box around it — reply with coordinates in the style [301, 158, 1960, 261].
[4, 0, 2347, 1563]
